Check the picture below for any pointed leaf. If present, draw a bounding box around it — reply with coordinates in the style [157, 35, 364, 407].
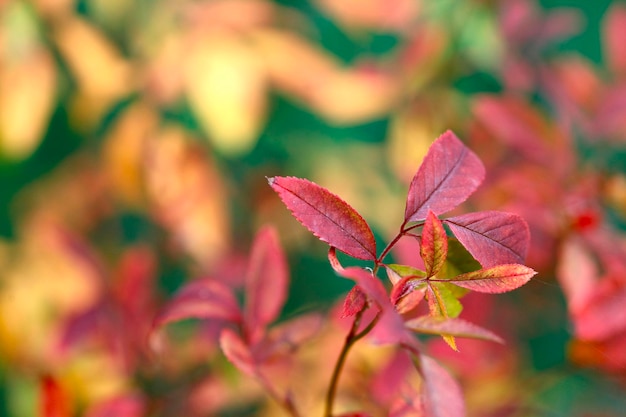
[404, 131, 485, 222]
[341, 286, 368, 318]
[444, 264, 536, 293]
[154, 279, 241, 328]
[245, 226, 288, 342]
[426, 283, 461, 350]
[269, 176, 376, 260]
[418, 354, 466, 417]
[219, 328, 256, 377]
[421, 211, 448, 277]
[445, 211, 530, 268]
[427, 282, 463, 319]
[405, 316, 504, 344]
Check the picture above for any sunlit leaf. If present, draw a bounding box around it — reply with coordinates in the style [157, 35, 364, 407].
[405, 316, 504, 344]
[269, 176, 377, 260]
[404, 130, 485, 222]
[445, 211, 530, 267]
[421, 211, 448, 278]
[443, 264, 536, 294]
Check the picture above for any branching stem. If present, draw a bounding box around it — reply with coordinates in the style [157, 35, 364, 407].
[323, 310, 381, 417]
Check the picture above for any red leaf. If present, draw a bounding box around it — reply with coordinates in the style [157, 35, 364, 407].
[405, 316, 504, 344]
[154, 279, 241, 328]
[220, 328, 256, 377]
[418, 355, 465, 417]
[603, 4, 626, 77]
[390, 276, 426, 314]
[444, 211, 530, 267]
[40, 375, 70, 417]
[421, 211, 448, 277]
[268, 176, 376, 260]
[245, 226, 289, 342]
[341, 285, 368, 318]
[404, 131, 485, 222]
[442, 264, 536, 294]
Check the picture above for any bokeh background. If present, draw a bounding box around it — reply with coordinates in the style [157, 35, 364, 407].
[2, 0, 626, 416]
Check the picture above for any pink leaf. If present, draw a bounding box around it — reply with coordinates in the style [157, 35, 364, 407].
[268, 176, 376, 260]
[245, 226, 289, 342]
[219, 328, 256, 377]
[341, 286, 368, 318]
[338, 267, 412, 346]
[443, 264, 536, 294]
[255, 314, 324, 363]
[573, 281, 626, 341]
[419, 355, 465, 417]
[154, 279, 241, 328]
[421, 211, 448, 277]
[444, 211, 530, 267]
[603, 4, 626, 78]
[405, 316, 504, 344]
[556, 237, 598, 315]
[404, 131, 485, 222]
[85, 395, 145, 417]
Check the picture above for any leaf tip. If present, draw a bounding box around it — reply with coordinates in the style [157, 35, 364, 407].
[266, 176, 276, 186]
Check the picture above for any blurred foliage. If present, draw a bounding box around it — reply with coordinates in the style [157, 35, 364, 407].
[2, 0, 626, 416]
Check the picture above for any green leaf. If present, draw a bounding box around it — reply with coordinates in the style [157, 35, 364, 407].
[440, 238, 481, 278]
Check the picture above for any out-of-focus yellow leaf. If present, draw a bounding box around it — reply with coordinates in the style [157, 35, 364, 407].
[53, 16, 133, 127]
[310, 65, 399, 124]
[144, 127, 230, 266]
[33, 0, 76, 17]
[61, 352, 129, 407]
[255, 29, 398, 124]
[0, 50, 56, 159]
[253, 29, 337, 99]
[387, 94, 461, 183]
[102, 103, 159, 206]
[0, 218, 100, 364]
[185, 34, 267, 156]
